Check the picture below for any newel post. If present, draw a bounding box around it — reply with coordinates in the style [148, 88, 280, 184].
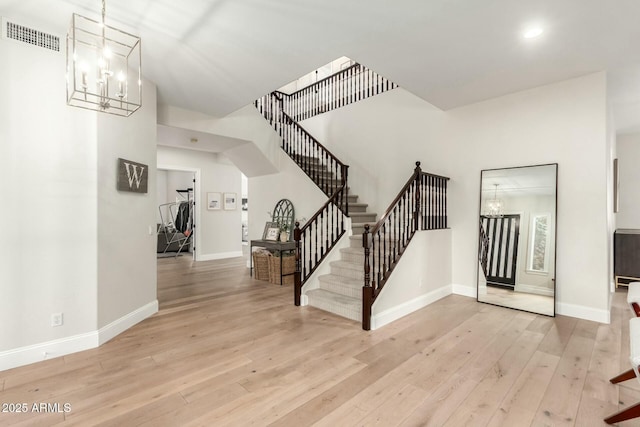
[294, 221, 302, 306]
[414, 161, 422, 232]
[344, 165, 350, 217]
[362, 224, 373, 331]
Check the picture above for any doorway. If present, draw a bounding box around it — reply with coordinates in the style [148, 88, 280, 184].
[156, 166, 201, 261]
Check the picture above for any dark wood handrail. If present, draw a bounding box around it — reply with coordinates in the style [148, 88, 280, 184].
[370, 162, 449, 235]
[302, 185, 347, 228]
[362, 161, 450, 330]
[281, 112, 345, 169]
[370, 163, 421, 235]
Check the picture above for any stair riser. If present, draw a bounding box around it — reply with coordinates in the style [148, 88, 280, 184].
[331, 264, 364, 281]
[307, 296, 361, 322]
[339, 252, 387, 268]
[342, 204, 367, 213]
[351, 225, 371, 235]
[317, 279, 361, 298]
[349, 236, 401, 248]
[351, 214, 377, 222]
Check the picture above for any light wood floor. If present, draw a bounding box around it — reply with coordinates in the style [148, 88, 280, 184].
[480, 286, 555, 317]
[1, 255, 638, 426]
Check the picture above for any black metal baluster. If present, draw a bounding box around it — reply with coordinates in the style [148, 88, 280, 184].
[444, 179, 448, 228]
[314, 217, 318, 264]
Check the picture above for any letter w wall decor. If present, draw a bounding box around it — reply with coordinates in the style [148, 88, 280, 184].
[117, 158, 148, 193]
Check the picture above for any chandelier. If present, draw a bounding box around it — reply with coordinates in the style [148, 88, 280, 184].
[66, 0, 141, 116]
[485, 184, 504, 217]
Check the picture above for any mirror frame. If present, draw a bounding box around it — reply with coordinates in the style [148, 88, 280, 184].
[476, 163, 558, 317]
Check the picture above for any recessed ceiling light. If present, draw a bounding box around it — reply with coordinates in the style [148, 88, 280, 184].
[523, 28, 544, 39]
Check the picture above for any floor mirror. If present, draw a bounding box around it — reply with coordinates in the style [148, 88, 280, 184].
[477, 163, 557, 316]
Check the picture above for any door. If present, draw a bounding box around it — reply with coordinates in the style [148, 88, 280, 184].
[480, 215, 520, 288]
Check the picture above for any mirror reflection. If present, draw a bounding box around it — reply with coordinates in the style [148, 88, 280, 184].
[477, 164, 557, 316]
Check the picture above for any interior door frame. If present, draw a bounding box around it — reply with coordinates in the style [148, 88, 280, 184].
[157, 165, 201, 262]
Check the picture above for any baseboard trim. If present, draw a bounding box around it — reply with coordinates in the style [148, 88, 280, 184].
[371, 285, 451, 330]
[0, 300, 158, 372]
[98, 300, 158, 345]
[452, 283, 477, 298]
[556, 302, 610, 324]
[199, 251, 244, 261]
[0, 332, 98, 372]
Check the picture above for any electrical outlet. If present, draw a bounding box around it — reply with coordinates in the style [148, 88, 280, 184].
[51, 313, 63, 327]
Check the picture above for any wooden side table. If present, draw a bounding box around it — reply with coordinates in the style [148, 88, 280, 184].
[250, 239, 296, 286]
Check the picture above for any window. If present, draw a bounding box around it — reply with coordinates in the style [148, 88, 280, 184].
[528, 213, 550, 273]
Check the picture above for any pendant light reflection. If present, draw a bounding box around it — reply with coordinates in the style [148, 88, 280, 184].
[485, 184, 504, 217]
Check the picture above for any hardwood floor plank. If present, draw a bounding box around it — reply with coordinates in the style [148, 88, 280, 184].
[442, 329, 545, 426]
[95, 393, 188, 427]
[138, 383, 249, 426]
[532, 321, 599, 425]
[357, 384, 427, 426]
[537, 315, 579, 357]
[486, 350, 560, 426]
[0, 255, 633, 426]
[398, 312, 537, 426]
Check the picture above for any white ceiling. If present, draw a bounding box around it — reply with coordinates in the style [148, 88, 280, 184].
[4, 0, 640, 133]
[157, 124, 248, 153]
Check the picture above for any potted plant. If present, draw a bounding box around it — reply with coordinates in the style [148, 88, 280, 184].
[279, 223, 290, 242]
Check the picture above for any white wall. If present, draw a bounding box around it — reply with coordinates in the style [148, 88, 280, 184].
[0, 28, 98, 355]
[165, 171, 195, 205]
[157, 104, 280, 178]
[617, 133, 640, 230]
[97, 80, 159, 331]
[303, 72, 610, 322]
[372, 230, 452, 329]
[248, 149, 329, 242]
[157, 146, 243, 260]
[0, 22, 159, 369]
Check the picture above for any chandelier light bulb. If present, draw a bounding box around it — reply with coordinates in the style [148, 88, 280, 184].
[66, 0, 142, 116]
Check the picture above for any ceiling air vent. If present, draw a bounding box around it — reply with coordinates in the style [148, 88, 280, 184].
[2, 17, 60, 52]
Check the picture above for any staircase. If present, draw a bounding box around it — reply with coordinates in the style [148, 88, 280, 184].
[307, 194, 373, 322]
[256, 61, 450, 328]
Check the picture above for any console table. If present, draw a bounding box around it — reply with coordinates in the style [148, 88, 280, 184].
[250, 239, 296, 286]
[615, 229, 640, 288]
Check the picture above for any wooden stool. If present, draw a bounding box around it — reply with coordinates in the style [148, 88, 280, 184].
[605, 317, 640, 424]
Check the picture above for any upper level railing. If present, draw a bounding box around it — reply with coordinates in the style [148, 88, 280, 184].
[279, 63, 398, 122]
[362, 162, 449, 330]
[255, 94, 348, 200]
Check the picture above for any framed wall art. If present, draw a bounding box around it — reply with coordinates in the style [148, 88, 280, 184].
[224, 192, 237, 210]
[207, 192, 221, 210]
